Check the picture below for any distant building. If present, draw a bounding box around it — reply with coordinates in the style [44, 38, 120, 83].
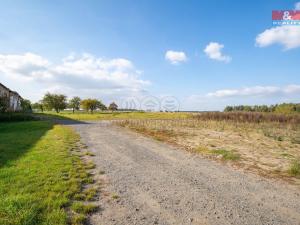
[0, 83, 22, 112]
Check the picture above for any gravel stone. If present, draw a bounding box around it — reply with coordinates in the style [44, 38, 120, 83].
[67, 121, 300, 225]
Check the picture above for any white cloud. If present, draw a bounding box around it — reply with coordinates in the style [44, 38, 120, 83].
[165, 50, 187, 64]
[0, 53, 51, 80]
[256, 26, 300, 50]
[204, 42, 231, 63]
[295, 2, 300, 10]
[0, 52, 150, 102]
[182, 84, 300, 111]
[206, 85, 300, 98]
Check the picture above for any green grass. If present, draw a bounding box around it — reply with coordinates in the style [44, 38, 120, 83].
[85, 161, 96, 170]
[196, 146, 240, 161]
[73, 188, 97, 201]
[69, 202, 97, 225]
[71, 202, 97, 214]
[36, 111, 190, 121]
[211, 149, 240, 161]
[71, 214, 86, 225]
[83, 188, 98, 201]
[288, 160, 300, 176]
[0, 121, 91, 225]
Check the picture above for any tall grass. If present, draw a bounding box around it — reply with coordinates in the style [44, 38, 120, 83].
[193, 112, 300, 124]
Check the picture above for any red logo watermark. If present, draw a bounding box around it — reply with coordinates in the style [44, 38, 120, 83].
[272, 10, 300, 25]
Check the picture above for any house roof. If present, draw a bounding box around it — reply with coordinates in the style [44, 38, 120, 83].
[0, 82, 10, 91]
[0, 82, 22, 99]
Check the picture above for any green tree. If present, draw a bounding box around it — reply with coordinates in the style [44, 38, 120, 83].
[224, 106, 233, 112]
[68, 96, 81, 113]
[32, 101, 44, 112]
[42, 93, 67, 113]
[97, 101, 107, 111]
[81, 99, 100, 113]
[275, 103, 296, 114]
[0, 95, 9, 113]
[20, 99, 32, 112]
[108, 102, 118, 111]
[243, 105, 253, 112]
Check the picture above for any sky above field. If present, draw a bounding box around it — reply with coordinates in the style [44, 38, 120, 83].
[0, 0, 300, 111]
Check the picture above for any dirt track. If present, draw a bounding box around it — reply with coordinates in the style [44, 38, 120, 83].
[70, 121, 300, 225]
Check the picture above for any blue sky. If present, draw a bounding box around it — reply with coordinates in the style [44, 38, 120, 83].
[0, 0, 299, 110]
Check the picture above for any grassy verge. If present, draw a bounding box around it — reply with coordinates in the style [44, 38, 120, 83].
[0, 121, 95, 225]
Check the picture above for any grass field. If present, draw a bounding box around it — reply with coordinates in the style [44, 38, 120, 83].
[36, 111, 191, 121]
[117, 118, 300, 183]
[0, 121, 96, 225]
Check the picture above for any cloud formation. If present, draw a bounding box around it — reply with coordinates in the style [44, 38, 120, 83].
[0, 52, 149, 101]
[256, 26, 300, 50]
[165, 50, 187, 64]
[206, 85, 300, 98]
[182, 84, 300, 111]
[204, 42, 231, 63]
[295, 2, 300, 10]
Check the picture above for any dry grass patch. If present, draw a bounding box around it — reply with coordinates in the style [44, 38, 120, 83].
[116, 118, 300, 182]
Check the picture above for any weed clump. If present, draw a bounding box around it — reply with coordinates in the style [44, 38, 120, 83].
[211, 149, 240, 161]
[288, 160, 300, 176]
[112, 193, 119, 199]
[71, 202, 98, 214]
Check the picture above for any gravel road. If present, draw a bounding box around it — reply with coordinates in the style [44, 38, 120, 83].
[69, 121, 300, 225]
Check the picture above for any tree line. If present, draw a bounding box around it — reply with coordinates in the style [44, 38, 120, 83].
[32, 93, 118, 113]
[224, 103, 300, 114]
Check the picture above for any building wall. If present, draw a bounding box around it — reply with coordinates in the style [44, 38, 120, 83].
[9, 92, 22, 111]
[0, 84, 22, 112]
